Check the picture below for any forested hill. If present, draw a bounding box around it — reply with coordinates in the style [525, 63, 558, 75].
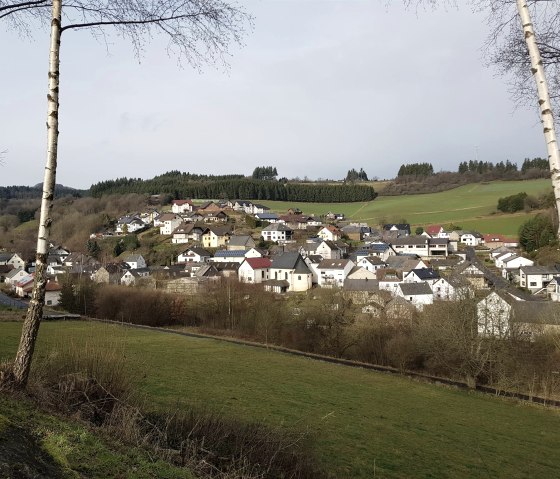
[0, 184, 83, 200]
[90, 172, 378, 203]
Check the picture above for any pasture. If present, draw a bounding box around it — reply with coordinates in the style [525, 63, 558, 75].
[1, 320, 560, 478]
[258, 179, 551, 235]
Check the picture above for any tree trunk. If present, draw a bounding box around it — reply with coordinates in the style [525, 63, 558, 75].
[516, 0, 560, 237]
[11, 0, 62, 388]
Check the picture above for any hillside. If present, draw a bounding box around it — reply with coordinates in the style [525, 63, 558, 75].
[1, 320, 560, 478]
[0, 394, 192, 479]
[257, 179, 552, 235]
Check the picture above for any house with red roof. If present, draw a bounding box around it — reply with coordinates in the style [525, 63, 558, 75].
[238, 257, 272, 284]
[171, 199, 194, 214]
[425, 225, 444, 237]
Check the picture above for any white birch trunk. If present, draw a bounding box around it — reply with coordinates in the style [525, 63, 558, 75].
[516, 0, 560, 237]
[12, 0, 62, 387]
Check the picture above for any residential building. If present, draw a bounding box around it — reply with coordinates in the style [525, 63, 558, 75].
[261, 223, 293, 243]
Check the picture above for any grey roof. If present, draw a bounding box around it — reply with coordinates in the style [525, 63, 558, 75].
[519, 265, 560, 275]
[318, 259, 352, 270]
[399, 282, 433, 296]
[271, 253, 311, 274]
[263, 223, 292, 232]
[182, 247, 211, 257]
[0, 253, 16, 262]
[228, 235, 254, 247]
[428, 238, 449, 245]
[390, 236, 429, 246]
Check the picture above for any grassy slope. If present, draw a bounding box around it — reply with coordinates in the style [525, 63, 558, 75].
[0, 394, 193, 479]
[1, 320, 560, 478]
[257, 179, 551, 235]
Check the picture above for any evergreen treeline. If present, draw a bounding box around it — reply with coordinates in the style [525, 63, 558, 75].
[252, 166, 278, 180]
[458, 160, 518, 174]
[0, 184, 83, 200]
[521, 157, 549, 172]
[397, 163, 434, 176]
[345, 168, 369, 182]
[90, 176, 377, 203]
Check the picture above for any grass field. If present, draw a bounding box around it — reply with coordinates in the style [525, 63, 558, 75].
[257, 179, 552, 235]
[1, 320, 560, 478]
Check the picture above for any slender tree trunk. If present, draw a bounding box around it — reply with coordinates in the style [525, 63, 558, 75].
[516, 0, 560, 237]
[11, 0, 62, 388]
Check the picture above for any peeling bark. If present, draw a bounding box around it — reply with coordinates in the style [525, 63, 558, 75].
[516, 0, 560, 238]
[11, 0, 62, 388]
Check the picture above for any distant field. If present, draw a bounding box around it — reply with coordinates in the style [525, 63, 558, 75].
[257, 179, 551, 235]
[1, 321, 560, 478]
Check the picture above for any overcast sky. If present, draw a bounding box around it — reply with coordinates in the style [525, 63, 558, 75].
[0, 0, 546, 189]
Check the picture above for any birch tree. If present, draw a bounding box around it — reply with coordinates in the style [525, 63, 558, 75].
[0, 0, 251, 389]
[483, 0, 560, 236]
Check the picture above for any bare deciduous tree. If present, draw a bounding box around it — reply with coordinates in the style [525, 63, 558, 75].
[0, 0, 251, 388]
[483, 0, 560, 236]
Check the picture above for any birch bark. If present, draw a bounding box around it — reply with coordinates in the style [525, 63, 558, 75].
[12, 0, 62, 387]
[516, 0, 560, 237]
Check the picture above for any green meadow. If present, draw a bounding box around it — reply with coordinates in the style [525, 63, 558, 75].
[1, 320, 560, 478]
[258, 179, 552, 235]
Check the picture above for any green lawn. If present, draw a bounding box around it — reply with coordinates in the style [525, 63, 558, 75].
[1, 320, 560, 478]
[257, 179, 551, 235]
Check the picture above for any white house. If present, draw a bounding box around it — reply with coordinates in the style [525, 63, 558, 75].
[519, 266, 559, 293]
[477, 291, 524, 338]
[390, 236, 430, 257]
[261, 223, 293, 243]
[123, 253, 147, 270]
[45, 280, 62, 306]
[159, 214, 183, 235]
[317, 226, 341, 242]
[177, 247, 211, 263]
[4, 268, 28, 289]
[317, 259, 355, 288]
[266, 253, 312, 292]
[358, 256, 386, 273]
[171, 199, 194, 214]
[501, 255, 534, 280]
[403, 268, 440, 286]
[397, 282, 433, 311]
[303, 240, 341, 260]
[459, 232, 484, 246]
[432, 276, 472, 301]
[238, 257, 272, 283]
[0, 252, 25, 270]
[115, 216, 146, 234]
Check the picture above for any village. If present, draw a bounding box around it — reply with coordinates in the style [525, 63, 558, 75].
[1, 197, 559, 340]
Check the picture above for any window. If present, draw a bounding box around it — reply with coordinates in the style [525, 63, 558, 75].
[298, 275, 301, 280]
[530, 282, 537, 286]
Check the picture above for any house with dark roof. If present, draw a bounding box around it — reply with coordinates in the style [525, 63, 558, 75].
[202, 226, 232, 249]
[0, 253, 25, 270]
[266, 252, 312, 292]
[261, 223, 293, 243]
[177, 247, 211, 264]
[403, 268, 440, 286]
[383, 223, 411, 237]
[519, 265, 560, 293]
